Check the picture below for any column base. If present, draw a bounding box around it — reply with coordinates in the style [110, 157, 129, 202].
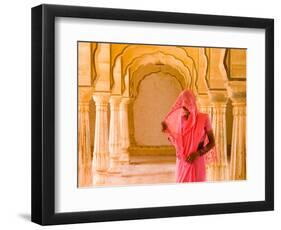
[119, 151, 130, 164]
[230, 171, 246, 181]
[230, 175, 246, 181]
[92, 171, 107, 185]
[206, 163, 229, 181]
[108, 158, 122, 174]
[79, 163, 93, 187]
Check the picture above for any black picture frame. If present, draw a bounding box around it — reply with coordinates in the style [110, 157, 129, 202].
[31, 4, 274, 226]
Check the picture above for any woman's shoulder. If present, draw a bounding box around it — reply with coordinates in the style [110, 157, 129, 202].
[198, 112, 212, 131]
[197, 112, 210, 120]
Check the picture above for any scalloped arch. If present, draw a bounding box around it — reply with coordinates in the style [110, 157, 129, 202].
[129, 63, 186, 98]
[120, 51, 195, 96]
[112, 45, 195, 75]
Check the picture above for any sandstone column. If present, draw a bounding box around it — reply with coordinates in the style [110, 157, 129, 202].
[209, 91, 229, 181]
[92, 94, 110, 185]
[78, 102, 92, 187]
[197, 94, 214, 181]
[227, 82, 246, 180]
[108, 96, 122, 173]
[119, 97, 131, 163]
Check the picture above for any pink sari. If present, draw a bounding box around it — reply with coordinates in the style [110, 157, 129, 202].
[163, 90, 216, 183]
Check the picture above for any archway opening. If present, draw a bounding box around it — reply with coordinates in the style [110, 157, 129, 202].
[133, 72, 182, 146]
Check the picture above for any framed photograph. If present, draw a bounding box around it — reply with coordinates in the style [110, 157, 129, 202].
[31, 4, 274, 225]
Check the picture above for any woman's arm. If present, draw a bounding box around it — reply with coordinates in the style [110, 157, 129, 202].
[161, 121, 168, 132]
[186, 130, 215, 163]
[161, 121, 176, 145]
[198, 129, 215, 156]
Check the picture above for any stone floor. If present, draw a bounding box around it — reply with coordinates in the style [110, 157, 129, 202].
[94, 155, 177, 187]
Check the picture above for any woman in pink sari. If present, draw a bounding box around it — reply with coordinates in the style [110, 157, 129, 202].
[161, 89, 216, 183]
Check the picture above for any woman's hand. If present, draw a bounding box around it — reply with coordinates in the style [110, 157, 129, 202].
[186, 151, 200, 163]
[161, 121, 168, 132]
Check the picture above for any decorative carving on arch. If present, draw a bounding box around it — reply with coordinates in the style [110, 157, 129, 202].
[181, 47, 199, 76]
[121, 52, 194, 96]
[124, 51, 194, 77]
[113, 45, 195, 73]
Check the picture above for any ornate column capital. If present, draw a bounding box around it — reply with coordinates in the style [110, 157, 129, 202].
[92, 93, 110, 105]
[208, 90, 228, 105]
[197, 94, 213, 115]
[232, 105, 246, 116]
[197, 94, 211, 107]
[78, 102, 90, 112]
[109, 95, 122, 107]
[227, 81, 246, 104]
[120, 97, 132, 106]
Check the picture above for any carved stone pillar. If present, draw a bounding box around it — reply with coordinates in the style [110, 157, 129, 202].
[119, 97, 131, 163]
[197, 94, 214, 181]
[78, 102, 92, 187]
[108, 96, 122, 173]
[227, 82, 246, 180]
[209, 91, 229, 181]
[92, 94, 110, 185]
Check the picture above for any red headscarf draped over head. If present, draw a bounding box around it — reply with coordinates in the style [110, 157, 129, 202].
[162, 89, 216, 164]
[163, 89, 198, 139]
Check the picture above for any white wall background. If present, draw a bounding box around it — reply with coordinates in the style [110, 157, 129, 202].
[0, 0, 278, 229]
